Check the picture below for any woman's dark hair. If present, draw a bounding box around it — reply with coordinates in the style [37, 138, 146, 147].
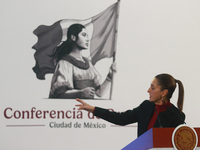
[155, 73, 184, 112]
[52, 24, 85, 63]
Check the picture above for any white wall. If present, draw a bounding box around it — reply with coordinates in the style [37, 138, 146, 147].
[1, 0, 200, 149]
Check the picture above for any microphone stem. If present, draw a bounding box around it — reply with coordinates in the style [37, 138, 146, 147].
[155, 108, 162, 128]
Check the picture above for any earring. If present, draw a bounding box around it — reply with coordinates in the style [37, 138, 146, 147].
[162, 97, 164, 102]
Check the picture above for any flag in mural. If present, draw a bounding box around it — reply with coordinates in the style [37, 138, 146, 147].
[32, 1, 120, 80]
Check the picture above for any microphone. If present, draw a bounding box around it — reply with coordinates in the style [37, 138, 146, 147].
[154, 108, 162, 128]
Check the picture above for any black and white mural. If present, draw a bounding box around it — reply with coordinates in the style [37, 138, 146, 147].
[1, 0, 200, 150]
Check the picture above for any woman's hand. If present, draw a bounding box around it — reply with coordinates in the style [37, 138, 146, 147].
[75, 98, 95, 112]
[107, 62, 117, 81]
[110, 62, 117, 74]
[80, 87, 95, 98]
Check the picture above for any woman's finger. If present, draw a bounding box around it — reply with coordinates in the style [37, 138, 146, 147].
[75, 104, 83, 107]
[90, 87, 95, 91]
[76, 98, 84, 103]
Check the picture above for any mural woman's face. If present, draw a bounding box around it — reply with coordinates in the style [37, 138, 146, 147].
[75, 28, 89, 49]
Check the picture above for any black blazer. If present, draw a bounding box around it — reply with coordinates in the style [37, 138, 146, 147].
[94, 100, 185, 137]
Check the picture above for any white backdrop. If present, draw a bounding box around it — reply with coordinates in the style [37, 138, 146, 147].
[1, 0, 200, 150]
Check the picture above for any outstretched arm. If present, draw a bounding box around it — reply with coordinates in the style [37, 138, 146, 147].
[75, 98, 95, 112]
[75, 98, 139, 126]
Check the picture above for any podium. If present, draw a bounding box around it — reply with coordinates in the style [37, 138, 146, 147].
[122, 127, 200, 150]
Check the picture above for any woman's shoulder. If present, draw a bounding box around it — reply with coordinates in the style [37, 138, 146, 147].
[60, 55, 90, 69]
[55, 60, 74, 72]
[169, 104, 185, 119]
[137, 100, 155, 110]
[57, 59, 73, 66]
[140, 100, 154, 106]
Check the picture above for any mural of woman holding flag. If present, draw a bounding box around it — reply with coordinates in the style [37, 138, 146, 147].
[32, 1, 120, 99]
[49, 23, 116, 99]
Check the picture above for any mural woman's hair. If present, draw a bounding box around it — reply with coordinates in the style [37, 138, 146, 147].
[52, 24, 85, 63]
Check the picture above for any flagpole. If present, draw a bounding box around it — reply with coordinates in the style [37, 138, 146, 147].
[109, 0, 120, 100]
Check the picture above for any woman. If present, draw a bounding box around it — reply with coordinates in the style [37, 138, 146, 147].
[49, 24, 116, 99]
[76, 73, 186, 137]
